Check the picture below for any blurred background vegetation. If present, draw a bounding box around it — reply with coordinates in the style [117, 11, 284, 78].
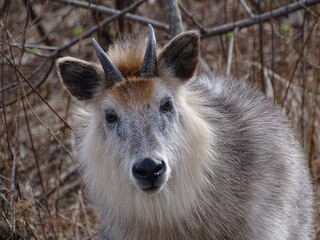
[0, 0, 319, 239]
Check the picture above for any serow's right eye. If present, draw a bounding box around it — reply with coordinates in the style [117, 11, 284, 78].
[105, 111, 118, 125]
[161, 100, 172, 112]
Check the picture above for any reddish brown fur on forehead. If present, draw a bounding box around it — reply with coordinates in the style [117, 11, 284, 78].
[108, 38, 146, 78]
[99, 36, 157, 104]
[110, 78, 156, 105]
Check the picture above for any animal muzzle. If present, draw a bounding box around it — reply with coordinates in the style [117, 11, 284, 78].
[132, 158, 167, 192]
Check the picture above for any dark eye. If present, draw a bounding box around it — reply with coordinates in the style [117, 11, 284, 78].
[161, 100, 173, 112]
[105, 111, 118, 125]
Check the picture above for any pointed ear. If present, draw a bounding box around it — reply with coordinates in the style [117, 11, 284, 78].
[158, 31, 200, 81]
[56, 57, 103, 100]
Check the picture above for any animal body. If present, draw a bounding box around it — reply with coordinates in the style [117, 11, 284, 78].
[57, 25, 314, 240]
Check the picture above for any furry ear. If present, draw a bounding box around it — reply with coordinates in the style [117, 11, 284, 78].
[56, 57, 103, 100]
[158, 31, 200, 81]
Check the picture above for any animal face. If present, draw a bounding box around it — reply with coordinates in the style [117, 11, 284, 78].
[56, 25, 200, 194]
[99, 78, 177, 192]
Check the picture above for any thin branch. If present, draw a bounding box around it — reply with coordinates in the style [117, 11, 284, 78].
[21, 88, 75, 159]
[38, 165, 78, 202]
[0, 57, 51, 92]
[48, 0, 145, 57]
[0, 18, 16, 233]
[2, 135, 49, 239]
[7, 44, 59, 58]
[9, 151, 17, 235]
[4, 0, 146, 60]
[281, 16, 320, 108]
[307, 60, 320, 69]
[248, 0, 264, 12]
[239, 0, 255, 18]
[54, 0, 168, 31]
[178, 2, 206, 32]
[258, 19, 265, 92]
[1, 0, 147, 110]
[202, 0, 320, 37]
[0, 50, 72, 130]
[23, 0, 52, 46]
[9, 42, 59, 50]
[226, 28, 238, 76]
[161, 0, 184, 36]
[199, 57, 213, 76]
[247, 61, 300, 92]
[21, 97, 47, 208]
[0, 58, 55, 109]
[0, 0, 10, 18]
[32, 6, 74, 44]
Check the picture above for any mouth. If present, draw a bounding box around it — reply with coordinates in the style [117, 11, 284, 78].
[141, 185, 161, 193]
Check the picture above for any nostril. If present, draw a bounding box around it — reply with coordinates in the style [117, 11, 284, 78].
[132, 158, 166, 183]
[133, 165, 148, 179]
[155, 160, 166, 176]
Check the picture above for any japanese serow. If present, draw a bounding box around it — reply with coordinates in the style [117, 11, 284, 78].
[56, 25, 314, 240]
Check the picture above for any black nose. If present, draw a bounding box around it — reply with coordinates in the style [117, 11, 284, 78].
[132, 158, 166, 185]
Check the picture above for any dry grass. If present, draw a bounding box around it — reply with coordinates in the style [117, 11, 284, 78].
[0, 0, 319, 239]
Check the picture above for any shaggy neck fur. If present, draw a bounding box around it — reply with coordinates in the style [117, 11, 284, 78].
[74, 84, 216, 239]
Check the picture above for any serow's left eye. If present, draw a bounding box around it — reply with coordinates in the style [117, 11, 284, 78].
[105, 111, 118, 125]
[161, 100, 173, 112]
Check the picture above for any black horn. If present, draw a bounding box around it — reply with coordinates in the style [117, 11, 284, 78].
[140, 24, 158, 78]
[92, 38, 125, 87]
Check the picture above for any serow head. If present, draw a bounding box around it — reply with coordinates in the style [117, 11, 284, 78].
[56, 24, 200, 194]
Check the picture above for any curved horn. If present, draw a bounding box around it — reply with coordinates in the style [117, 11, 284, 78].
[140, 24, 158, 78]
[92, 38, 125, 87]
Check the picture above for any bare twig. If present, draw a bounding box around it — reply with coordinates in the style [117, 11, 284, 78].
[239, 0, 255, 18]
[161, 0, 184, 36]
[0, 17, 16, 234]
[199, 57, 213, 76]
[261, 68, 274, 100]
[226, 28, 238, 76]
[1, 1, 146, 113]
[0, 128, 49, 239]
[5, 0, 147, 61]
[246, 61, 301, 92]
[7, 45, 58, 58]
[54, 0, 168, 31]
[9, 154, 17, 235]
[248, 0, 264, 12]
[307, 60, 320, 69]
[306, 66, 319, 170]
[38, 165, 78, 202]
[301, 12, 308, 143]
[178, 2, 206, 32]
[20, 92, 75, 158]
[23, 0, 52, 46]
[21, 97, 47, 208]
[0, 50, 71, 129]
[281, 16, 320, 108]
[270, 17, 275, 102]
[9, 43, 59, 51]
[202, 0, 320, 37]
[0, 60, 54, 109]
[33, 7, 74, 44]
[82, 231, 100, 240]
[0, 0, 10, 17]
[52, 0, 145, 55]
[0, 57, 51, 93]
[258, 20, 265, 92]
[78, 190, 91, 236]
